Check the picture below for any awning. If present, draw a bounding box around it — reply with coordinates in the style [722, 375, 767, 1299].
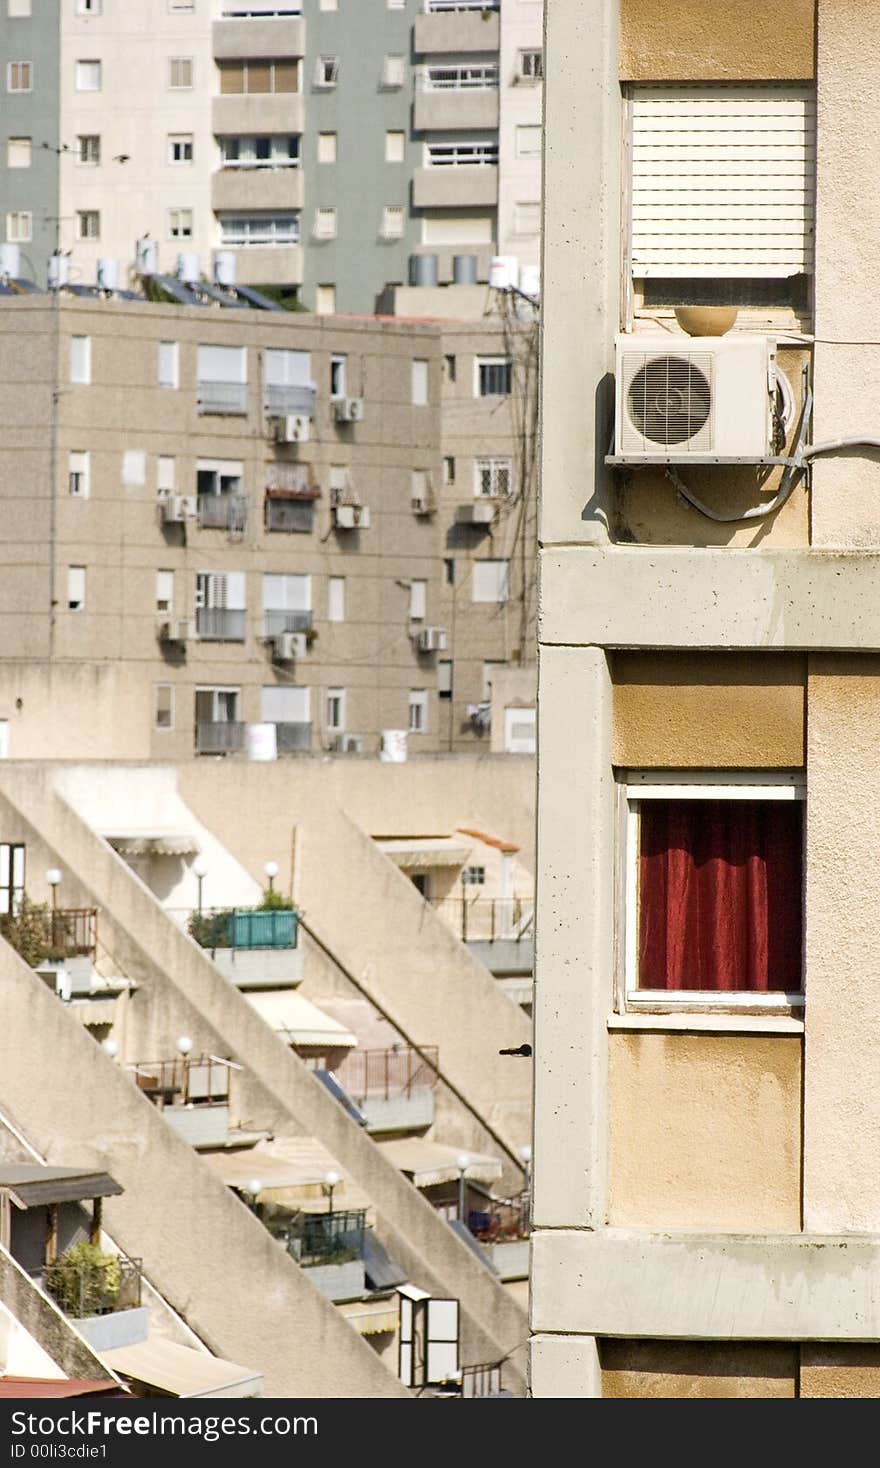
[0, 1378, 125, 1399]
[101, 1340, 262, 1399]
[203, 1140, 372, 1213]
[245, 991, 357, 1049]
[373, 837, 473, 870]
[0, 1166, 123, 1209]
[70, 999, 118, 1027]
[363, 1232, 407, 1291]
[339, 1299, 399, 1337]
[375, 1139, 502, 1189]
[106, 832, 199, 858]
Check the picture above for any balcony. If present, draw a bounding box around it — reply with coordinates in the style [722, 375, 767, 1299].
[196, 380, 249, 416]
[286, 1210, 367, 1302]
[196, 721, 246, 755]
[414, 7, 499, 55]
[435, 894, 534, 979]
[195, 608, 247, 641]
[231, 244, 303, 287]
[212, 17, 305, 58]
[189, 904, 299, 951]
[212, 94, 305, 138]
[274, 721, 313, 754]
[333, 1046, 439, 1134]
[412, 165, 498, 209]
[197, 493, 249, 532]
[414, 87, 499, 132]
[45, 1249, 146, 1350]
[0, 901, 97, 966]
[264, 382, 316, 417]
[263, 609, 313, 637]
[212, 166, 304, 213]
[265, 494, 315, 533]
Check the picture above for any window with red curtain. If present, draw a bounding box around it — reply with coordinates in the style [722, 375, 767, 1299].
[637, 798, 803, 992]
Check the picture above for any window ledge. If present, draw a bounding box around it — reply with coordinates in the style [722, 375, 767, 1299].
[608, 1013, 804, 1036]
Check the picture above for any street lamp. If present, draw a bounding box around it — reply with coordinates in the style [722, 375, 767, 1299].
[247, 1179, 263, 1212]
[46, 868, 62, 914]
[323, 1169, 340, 1215]
[176, 1036, 193, 1057]
[193, 856, 208, 915]
[264, 860, 279, 894]
[456, 1154, 470, 1225]
[101, 1038, 119, 1060]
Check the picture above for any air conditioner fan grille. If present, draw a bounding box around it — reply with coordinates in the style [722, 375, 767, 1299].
[625, 353, 712, 448]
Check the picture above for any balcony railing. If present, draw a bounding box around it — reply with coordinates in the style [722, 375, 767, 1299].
[189, 905, 298, 950]
[197, 380, 248, 415]
[128, 1056, 230, 1106]
[0, 902, 98, 966]
[461, 1362, 504, 1399]
[418, 67, 499, 88]
[45, 1252, 142, 1320]
[195, 608, 247, 641]
[197, 494, 248, 532]
[287, 1210, 366, 1266]
[334, 1046, 439, 1104]
[435, 895, 534, 944]
[196, 720, 246, 755]
[467, 1193, 530, 1244]
[263, 609, 313, 636]
[275, 720, 312, 753]
[265, 495, 314, 533]
[264, 383, 317, 417]
[426, 1, 499, 9]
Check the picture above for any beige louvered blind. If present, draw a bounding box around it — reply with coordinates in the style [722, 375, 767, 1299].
[630, 82, 815, 278]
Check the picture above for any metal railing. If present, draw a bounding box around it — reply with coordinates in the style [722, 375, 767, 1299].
[46, 907, 98, 960]
[334, 1045, 439, 1104]
[128, 1055, 230, 1105]
[434, 896, 534, 944]
[287, 1210, 366, 1266]
[195, 608, 247, 641]
[275, 720, 313, 753]
[264, 383, 317, 417]
[467, 1192, 530, 1243]
[263, 609, 313, 636]
[418, 67, 499, 89]
[45, 1253, 142, 1319]
[195, 721, 246, 755]
[461, 1362, 503, 1399]
[197, 380, 248, 415]
[188, 905, 298, 950]
[426, 1, 499, 10]
[197, 494, 248, 532]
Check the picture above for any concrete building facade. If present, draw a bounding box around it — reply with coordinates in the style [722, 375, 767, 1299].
[531, 0, 880, 1400]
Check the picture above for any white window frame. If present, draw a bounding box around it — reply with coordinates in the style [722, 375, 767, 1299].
[472, 560, 509, 604]
[75, 59, 101, 92]
[315, 56, 338, 87]
[381, 206, 404, 239]
[6, 137, 31, 169]
[317, 131, 337, 164]
[168, 133, 194, 164]
[381, 54, 406, 89]
[313, 206, 337, 240]
[326, 687, 346, 732]
[76, 209, 100, 240]
[158, 340, 179, 389]
[67, 565, 86, 612]
[5, 211, 32, 242]
[70, 334, 92, 385]
[408, 689, 428, 734]
[156, 569, 175, 614]
[7, 0, 32, 15]
[412, 358, 429, 406]
[68, 450, 90, 498]
[77, 134, 100, 165]
[518, 49, 543, 81]
[219, 213, 299, 246]
[385, 130, 405, 163]
[409, 580, 427, 621]
[167, 207, 194, 240]
[474, 456, 512, 498]
[155, 684, 175, 732]
[7, 61, 32, 92]
[168, 56, 193, 90]
[330, 354, 346, 400]
[474, 355, 512, 397]
[158, 456, 176, 493]
[327, 576, 345, 623]
[426, 139, 498, 168]
[620, 770, 806, 1017]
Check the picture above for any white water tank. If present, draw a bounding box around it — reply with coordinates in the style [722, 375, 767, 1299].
[246, 723, 278, 762]
[47, 254, 70, 290]
[0, 243, 20, 279]
[489, 255, 519, 290]
[96, 258, 119, 291]
[213, 250, 237, 287]
[136, 237, 159, 275]
[379, 729, 408, 763]
[519, 263, 540, 298]
[176, 251, 200, 284]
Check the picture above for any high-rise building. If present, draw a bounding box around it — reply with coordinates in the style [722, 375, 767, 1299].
[0, 1, 542, 312]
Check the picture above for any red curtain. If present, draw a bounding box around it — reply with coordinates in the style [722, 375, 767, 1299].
[638, 799, 802, 992]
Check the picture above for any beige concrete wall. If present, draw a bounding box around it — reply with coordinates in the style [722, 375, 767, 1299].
[620, 0, 815, 79]
[608, 1034, 802, 1231]
[611, 653, 805, 768]
[0, 1248, 117, 1386]
[599, 1340, 798, 1398]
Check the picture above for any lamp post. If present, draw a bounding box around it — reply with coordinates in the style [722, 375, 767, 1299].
[456, 1154, 470, 1225]
[247, 1179, 263, 1214]
[264, 860, 279, 894]
[101, 1038, 119, 1060]
[323, 1169, 340, 1216]
[46, 867, 62, 914]
[193, 856, 208, 916]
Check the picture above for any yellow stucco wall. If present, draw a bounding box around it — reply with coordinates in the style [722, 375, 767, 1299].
[608, 1034, 802, 1230]
[620, 0, 815, 80]
[611, 652, 806, 768]
[600, 1341, 798, 1398]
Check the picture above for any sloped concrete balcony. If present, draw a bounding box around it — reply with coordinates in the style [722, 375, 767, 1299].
[414, 8, 499, 54]
[413, 165, 498, 209]
[414, 87, 499, 132]
[212, 18, 305, 59]
[212, 166, 304, 212]
[212, 94, 304, 137]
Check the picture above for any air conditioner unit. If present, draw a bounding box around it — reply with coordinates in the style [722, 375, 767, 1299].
[341, 734, 364, 754]
[333, 503, 370, 530]
[158, 617, 190, 644]
[614, 333, 777, 461]
[418, 626, 447, 653]
[274, 414, 310, 444]
[455, 501, 495, 526]
[273, 631, 307, 661]
[161, 494, 197, 523]
[333, 397, 365, 424]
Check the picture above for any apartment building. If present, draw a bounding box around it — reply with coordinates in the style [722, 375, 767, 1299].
[532, 0, 880, 1400]
[0, 288, 535, 761]
[0, 0, 541, 313]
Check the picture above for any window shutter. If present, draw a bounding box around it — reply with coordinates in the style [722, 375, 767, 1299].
[630, 82, 816, 278]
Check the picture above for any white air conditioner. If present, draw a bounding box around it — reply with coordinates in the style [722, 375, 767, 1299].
[333, 397, 365, 424]
[614, 333, 777, 460]
[333, 503, 370, 530]
[274, 414, 310, 444]
[455, 501, 495, 526]
[158, 617, 190, 644]
[273, 631, 307, 661]
[162, 494, 197, 523]
[418, 626, 447, 653]
[341, 734, 364, 754]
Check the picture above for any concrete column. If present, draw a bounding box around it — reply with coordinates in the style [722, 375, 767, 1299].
[532, 645, 614, 1228]
[540, 0, 619, 547]
[529, 1333, 602, 1399]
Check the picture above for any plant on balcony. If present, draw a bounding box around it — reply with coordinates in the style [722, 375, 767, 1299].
[0, 897, 67, 967]
[256, 888, 298, 913]
[45, 1242, 121, 1319]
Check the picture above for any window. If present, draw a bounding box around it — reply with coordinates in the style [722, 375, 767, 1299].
[314, 207, 336, 240]
[7, 61, 31, 92]
[476, 356, 512, 396]
[70, 335, 91, 384]
[220, 135, 299, 168]
[409, 580, 427, 621]
[438, 660, 452, 700]
[319, 0, 337, 8]
[385, 131, 405, 163]
[518, 49, 543, 80]
[326, 688, 345, 732]
[443, 456, 455, 485]
[514, 201, 540, 236]
[382, 54, 405, 88]
[76, 210, 100, 240]
[411, 358, 429, 406]
[623, 773, 804, 1006]
[75, 60, 101, 91]
[264, 348, 312, 413]
[461, 865, 485, 885]
[156, 570, 174, 613]
[68, 451, 89, 498]
[381, 206, 404, 239]
[158, 341, 179, 389]
[167, 208, 193, 239]
[122, 450, 145, 486]
[515, 124, 541, 157]
[195, 688, 241, 744]
[408, 690, 428, 734]
[169, 56, 193, 89]
[628, 82, 816, 284]
[411, 469, 430, 507]
[262, 572, 311, 635]
[427, 140, 498, 167]
[169, 0, 194, 10]
[77, 135, 100, 165]
[6, 211, 32, 242]
[155, 685, 174, 731]
[197, 458, 243, 499]
[6, 138, 31, 169]
[387, 0, 404, 7]
[157, 456, 176, 492]
[330, 355, 346, 399]
[0, 844, 25, 916]
[475, 456, 512, 498]
[328, 576, 345, 623]
[261, 685, 311, 731]
[443, 354, 456, 383]
[197, 343, 247, 413]
[76, 0, 101, 11]
[424, 64, 498, 89]
[195, 570, 247, 641]
[220, 59, 298, 94]
[168, 134, 194, 164]
[219, 213, 299, 245]
[315, 56, 338, 87]
[316, 284, 335, 315]
[67, 566, 86, 612]
[444, 557, 455, 586]
[317, 131, 337, 164]
[472, 559, 509, 603]
[7, 0, 31, 14]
